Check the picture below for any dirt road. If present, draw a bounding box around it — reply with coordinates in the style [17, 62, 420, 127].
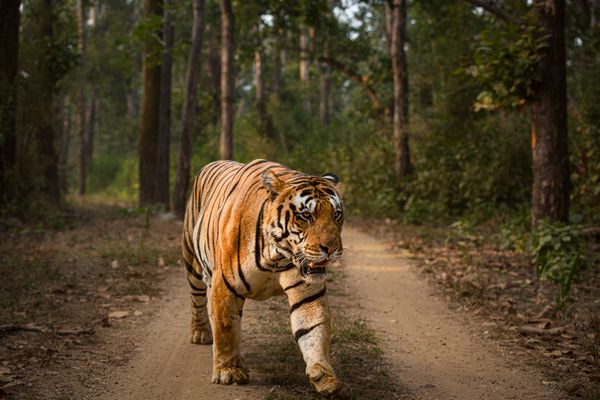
[100, 226, 561, 400]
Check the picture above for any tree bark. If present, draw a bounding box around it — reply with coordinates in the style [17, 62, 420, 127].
[85, 95, 96, 164]
[299, 28, 310, 83]
[0, 0, 20, 208]
[207, 20, 220, 125]
[531, 0, 570, 225]
[390, 0, 411, 183]
[76, 0, 87, 195]
[254, 27, 274, 139]
[173, 0, 205, 219]
[36, 0, 60, 202]
[219, 0, 234, 160]
[271, 43, 282, 101]
[156, 1, 174, 211]
[139, 0, 163, 206]
[318, 62, 331, 126]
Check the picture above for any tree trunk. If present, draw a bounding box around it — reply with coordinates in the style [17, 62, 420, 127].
[299, 28, 310, 83]
[271, 42, 282, 101]
[59, 97, 72, 193]
[76, 0, 87, 195]
[36, 0, 60, 202]
[319, 62, 332, 126]
[156, 1, 174, 211]
[254, 34, 274, 139]
[173, 0, 205, 219]
[85, 95, 96, 164]
[207, 21, 220, 125]
[219, 0, 234, 160]
[0, 0, 20, 208]
[139, 0, 163, 206]
[531, 0, 569, 225]
[390, 0, 411, 182]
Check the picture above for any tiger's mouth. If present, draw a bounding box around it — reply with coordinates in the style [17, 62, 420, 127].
[300, 259, 329, 277]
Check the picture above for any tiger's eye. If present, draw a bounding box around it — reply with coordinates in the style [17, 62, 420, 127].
[300, 211, 311, 220]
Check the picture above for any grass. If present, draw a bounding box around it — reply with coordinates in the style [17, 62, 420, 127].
[243, 293, 402, 399]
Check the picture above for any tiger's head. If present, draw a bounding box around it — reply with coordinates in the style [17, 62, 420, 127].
[261, 169, 344, 279]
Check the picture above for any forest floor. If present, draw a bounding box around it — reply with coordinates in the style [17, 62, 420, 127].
[0, 200, 595, 399]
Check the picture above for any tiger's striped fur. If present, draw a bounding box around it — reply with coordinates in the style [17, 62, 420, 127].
[182, 159, 349, 398]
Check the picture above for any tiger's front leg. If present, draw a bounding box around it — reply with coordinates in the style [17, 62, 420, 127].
[210, 273, 249, 385]
[287, 285, 351, 399]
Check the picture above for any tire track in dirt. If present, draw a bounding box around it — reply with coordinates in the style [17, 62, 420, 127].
[99, 225, 563, 400]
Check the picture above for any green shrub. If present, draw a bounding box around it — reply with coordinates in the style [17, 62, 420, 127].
[531, 221, 587, 308]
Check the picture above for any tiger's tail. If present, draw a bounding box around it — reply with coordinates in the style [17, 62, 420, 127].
[182, 172, 212, 345]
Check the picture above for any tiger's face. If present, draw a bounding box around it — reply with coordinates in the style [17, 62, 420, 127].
[262, 170, 343, 279]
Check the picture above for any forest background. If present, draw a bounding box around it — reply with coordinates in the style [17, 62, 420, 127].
[0, 0, 599, 302]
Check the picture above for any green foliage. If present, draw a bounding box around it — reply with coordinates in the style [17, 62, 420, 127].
[461, 11, 547, 111]
[86, 154, 139, 204]
[401, 112, 531, 223]
[531, 221, 586, 308]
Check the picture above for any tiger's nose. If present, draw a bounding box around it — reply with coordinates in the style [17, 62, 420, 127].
[319, 244, 337, 256]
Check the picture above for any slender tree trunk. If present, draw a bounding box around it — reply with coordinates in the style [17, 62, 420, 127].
[85, 95, 96, 164]
[0, 0, 20, 208]
[531, 0, 569, 225]
[271, 41, 282, 101]
[219, 0, 234, 160]
[173, 0, 205, 218]
[156, 1, 174, 211]
[319, 62, 331, 126]
[59, 97, 72, 193]
[254, 28, 274, 140]
[299, 28, 310, 83]
[139, 0, 163, 206]
[207, 21, 220, 125]
[37, 0, 60, 202]
[390, 0, 411, 182]
[76, 0, 87, 195]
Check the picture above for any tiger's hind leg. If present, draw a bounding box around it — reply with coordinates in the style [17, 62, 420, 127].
[186, 259, 213, 345]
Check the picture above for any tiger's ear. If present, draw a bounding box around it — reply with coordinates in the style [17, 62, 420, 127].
[322, 173, 340, 186]
[262, 169, 285, 195]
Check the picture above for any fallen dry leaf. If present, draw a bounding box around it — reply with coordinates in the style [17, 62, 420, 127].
[108, 311, 129, 319]
[111, 260, 119, 269]
[124, 295, 150, 303]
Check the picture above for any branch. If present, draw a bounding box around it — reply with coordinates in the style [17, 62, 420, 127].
[317, 55, 382, 109]
[0, 323, 95, 336]
[466, 0, 520, 25]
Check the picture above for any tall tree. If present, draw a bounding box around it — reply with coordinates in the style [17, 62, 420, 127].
[0, 0, 21, 209]
[76, 0, 87, 195]
[25, 0, 62, 202]
[156, 0, 174, 211]
[219, 0, 234, 160]
[173, 0, 205, 218]
[466, 0, 570, 225]
[318, 62, 332, 126]
[531, 0, 569, 225]
[138, 0, 163, 206]
[389, 0, 411, 182]
[253, 21, 274, 139]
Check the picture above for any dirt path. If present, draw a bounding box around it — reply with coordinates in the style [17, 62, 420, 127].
[100, 226, 562, 400]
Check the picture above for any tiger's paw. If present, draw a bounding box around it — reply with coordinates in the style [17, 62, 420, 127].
[314, 376, 352, 399]
[190, 327, 213, 345]
[211, 366, 249, 385]
[308, 365, 352, 399]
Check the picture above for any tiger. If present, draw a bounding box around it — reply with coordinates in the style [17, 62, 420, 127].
[181, 159, 350, 399]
